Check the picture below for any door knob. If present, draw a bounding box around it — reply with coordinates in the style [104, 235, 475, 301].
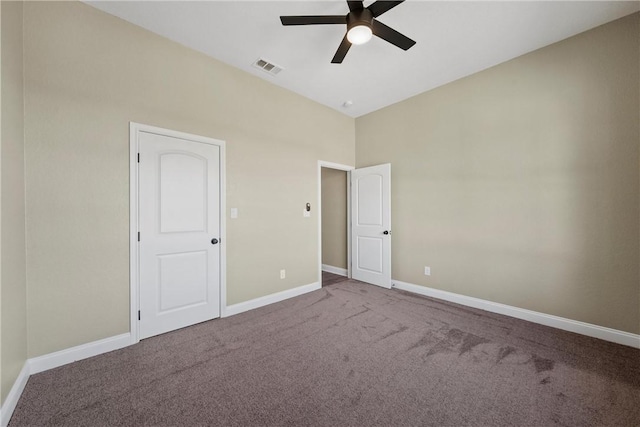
[211, 238, 219, 245]
[383, 230, 390, 235]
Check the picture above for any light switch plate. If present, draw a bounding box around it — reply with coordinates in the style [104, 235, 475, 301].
[230, 208, 238, 219]
[303, 210, 311, 217]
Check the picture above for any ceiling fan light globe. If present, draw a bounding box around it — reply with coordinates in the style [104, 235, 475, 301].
[347, 25, 373, 45]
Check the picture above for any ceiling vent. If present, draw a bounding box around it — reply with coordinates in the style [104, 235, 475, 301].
[253, 58, 283, 76]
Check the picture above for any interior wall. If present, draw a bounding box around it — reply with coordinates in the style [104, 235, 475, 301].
[321, 168, 347, 270]
[23, 1, 355, 358]
[356, 13, 640, 334]
[1, 0, 27, 403]
[0, 0, 3, 406]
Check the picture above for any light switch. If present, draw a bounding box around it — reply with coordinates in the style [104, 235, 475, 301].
[230, 208, 238, 219]
[303, 210, 311, 217]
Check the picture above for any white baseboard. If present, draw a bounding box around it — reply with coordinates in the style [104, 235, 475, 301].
[1, 282, 325, 425]
[28, 333, 134, 375]
[392, 280, 640, 349]
[223, 282, 321, 317]
[0, 363, 30, 427]
[7, 278, 634, 426]
[1, 333, 133, 426]
[322, 264, 348, 277]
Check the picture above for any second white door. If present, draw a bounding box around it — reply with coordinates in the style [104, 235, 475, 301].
[351, 163, 391, 288]
[138, 130, 221, 339]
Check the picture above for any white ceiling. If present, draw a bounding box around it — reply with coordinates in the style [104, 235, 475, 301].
[86, 1, 640, 118]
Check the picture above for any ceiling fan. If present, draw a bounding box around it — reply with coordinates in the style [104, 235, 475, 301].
[280, 0, 416, 64]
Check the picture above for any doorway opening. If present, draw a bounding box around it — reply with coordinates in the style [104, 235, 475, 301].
[317, 161, 353, 287]
[321, 167, 349, 287]
[317, 161, 392, 289]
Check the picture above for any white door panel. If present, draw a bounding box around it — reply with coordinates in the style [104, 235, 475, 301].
[351, 163, 391, 288]
[356, 236, 383, 273]
[159, 153, 207, 233]
[157, 251, 208, 312]
[139, 131, 221, 339]
[356, 174, 383, 226]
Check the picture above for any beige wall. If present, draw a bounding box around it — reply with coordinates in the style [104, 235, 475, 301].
[0, 2, 27, 401]
[321, 168, 348, 270]
[356, 13, 640, 334]
[0, 0, 3, 404]
[23, 1, 355, 357]
[4, 0, 638, 376]
[1, 0, 28, 403]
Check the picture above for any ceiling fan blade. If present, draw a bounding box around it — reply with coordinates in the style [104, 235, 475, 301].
[347, 1, 364, 12]
[280, 15, 347, 26]
[372, 19, 416, 50]
[331, 35, 352, 64]
[368, 1, 405, 18]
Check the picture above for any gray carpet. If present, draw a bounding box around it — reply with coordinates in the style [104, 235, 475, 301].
[10, 275, 640, 426]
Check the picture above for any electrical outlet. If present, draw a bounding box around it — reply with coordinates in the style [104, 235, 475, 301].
[280, 269, 286, 279]
[424, 266, 431, 276]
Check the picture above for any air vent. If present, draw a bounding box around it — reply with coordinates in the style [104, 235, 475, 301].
[253, 58, 283, 76]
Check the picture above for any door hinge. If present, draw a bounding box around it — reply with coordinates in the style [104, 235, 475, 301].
[138, 310, 141, 321]
[137, 153, 140, 163]
[138, 231, 140, 242]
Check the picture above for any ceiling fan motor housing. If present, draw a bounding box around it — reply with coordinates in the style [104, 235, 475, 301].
[347, 8, 374, 32]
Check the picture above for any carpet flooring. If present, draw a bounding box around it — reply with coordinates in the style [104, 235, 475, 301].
[10, 274, 640, 426]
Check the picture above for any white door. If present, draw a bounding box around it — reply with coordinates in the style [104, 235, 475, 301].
[351, 163, 391, 288]
[139, 131, 221, 339]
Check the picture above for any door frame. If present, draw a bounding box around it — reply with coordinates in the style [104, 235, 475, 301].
[317, 161, 354, 286]
[130, 122, 226, 343]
